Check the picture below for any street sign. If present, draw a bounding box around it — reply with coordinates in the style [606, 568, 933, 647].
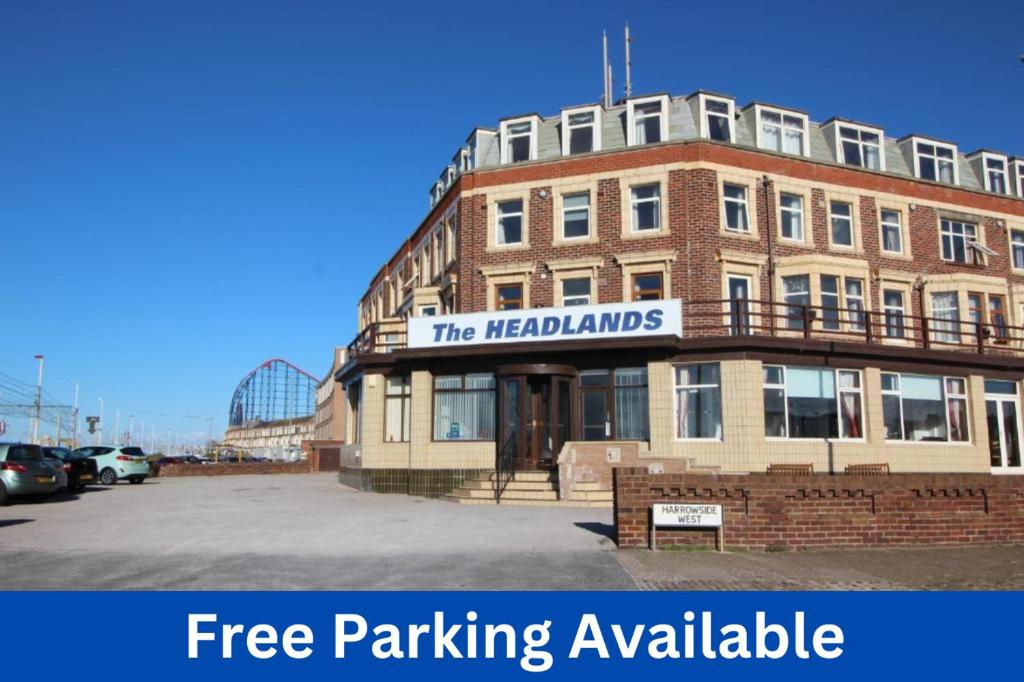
[652, 503, 723, 527]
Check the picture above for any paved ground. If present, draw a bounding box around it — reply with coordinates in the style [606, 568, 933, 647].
[1, 473, 1021, 590]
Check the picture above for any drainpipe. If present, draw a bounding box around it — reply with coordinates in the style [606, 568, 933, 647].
[762, 175, 776, 334]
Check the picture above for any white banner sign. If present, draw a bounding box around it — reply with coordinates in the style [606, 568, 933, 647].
[407, 299, 682, 349]
[652, 503, 723, 528]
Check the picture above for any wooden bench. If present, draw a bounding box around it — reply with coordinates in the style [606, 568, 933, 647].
[766, 463, 814, 475]
[844, 463, 890, 475]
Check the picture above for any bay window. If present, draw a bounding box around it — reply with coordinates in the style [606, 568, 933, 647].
[782, 275, 810, 330]
[433, 374, 496, 441]
[881, 373, 969, 442]
[675, 364, 722, 440]
[883, 289, 906, 338]
[384, 376, 411, 442]
[931, 291, 961, 344]
[579, 368, 649, 441]
[762, 365, 863, 439]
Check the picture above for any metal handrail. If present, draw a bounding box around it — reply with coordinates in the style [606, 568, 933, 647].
[494, 432, 516, 504]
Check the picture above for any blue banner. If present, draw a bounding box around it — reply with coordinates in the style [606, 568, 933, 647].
[6, 591, 1017, 679]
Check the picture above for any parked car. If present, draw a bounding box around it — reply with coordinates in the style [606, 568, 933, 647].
[42, 446, 97, 492]
[0, 443, 60, 504]
[41, 451, 69, 491]
[75, 445, 150, 485]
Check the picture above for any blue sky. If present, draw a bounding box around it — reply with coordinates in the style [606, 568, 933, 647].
[2, 0, 1022, 444]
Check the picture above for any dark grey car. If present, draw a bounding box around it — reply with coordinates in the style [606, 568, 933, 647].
[0, 443, 60, 504]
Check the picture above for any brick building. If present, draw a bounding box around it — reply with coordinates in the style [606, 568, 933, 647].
[337, 88, 1024, 498]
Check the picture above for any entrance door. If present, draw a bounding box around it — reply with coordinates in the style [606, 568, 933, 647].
[497, 369, 574, 473]
[986, 379, 1022, 473]
[524, 377, 553, 469]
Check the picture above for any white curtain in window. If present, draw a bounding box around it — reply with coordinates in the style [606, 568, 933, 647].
[783, 129, 803, 155]
[614, 368, 649, 440]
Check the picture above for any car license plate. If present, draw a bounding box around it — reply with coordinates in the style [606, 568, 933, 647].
[36, 476, 54, 484]
[81, 474, 93, 481]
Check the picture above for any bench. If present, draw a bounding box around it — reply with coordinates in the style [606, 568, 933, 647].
[766, 463, 814, 475]
[844, 463, 890, 475]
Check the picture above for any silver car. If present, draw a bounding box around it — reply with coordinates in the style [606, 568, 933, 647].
[0, 443, 60, 504]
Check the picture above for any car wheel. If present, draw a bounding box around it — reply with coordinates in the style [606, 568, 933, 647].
[129, 476, 144, 485]
[99, 468, 118, 486]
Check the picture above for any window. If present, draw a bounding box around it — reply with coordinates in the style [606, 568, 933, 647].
[1016, 160, 1024, 197]
[496, 284, 523, 310]
[758, 108, 806, 155]
[779, 193, 804, 241]
[562, 108, 599, 155]
[881, 373, 969, 442]
[883, 289, 906, 338]
[495, 200, 523, 246]
[630, 99, 664, 145]
[445, 216, 456, 264]
[762, 366, 863, 439]
[880, 209, 903, 254]
[915, 141, 957, 184]
[931, 291, 961, 344]
[723, 183, 750, 233]
[820, 275, 841, 331]
[561, 193, 590, 239]
[782, 275, 810, 330]
[818, 275, 864, 331]
[846, 278, 865, 331]
[347, 381, 362, 444]
[989, 294, 1008, 341]
[433, 374, 496, 441]
[984, 154, 1009, 194]
[384, 376, 411, 442]
[675, 364, 722, 439]
[630, 185, 661, 232]
[829, 201, 854, 247]
[561, 278, 591, 306]
[579, 368, 649, 441]
[940, 219, 979, 264]
[837, 125, 883, 170]
[631, 273, 663, 301]
[1012, 230, 1024, 269]
[418, 305, 437, 317]
[702, 97, 733, 142]
[501, 120, 534, 164]
[727, 274, 752, 335]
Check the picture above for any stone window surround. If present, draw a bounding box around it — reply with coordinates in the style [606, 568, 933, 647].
[821, 187, 865, 254]
[479, 263, 536, 311]
[920, 273, 1010, 338]
[485, 189, 531, 253]
[552, 179, 601, 246]
[717, 169, 762, 240]
[875, 270, 916, 344]
[547, 257, 604, 307]
[877, 200, 913, 261]
[718, 250, 766, 331]
[772, 179, 815, 249]
[773, 254, 871, 336]
[619, 171, 671, 239]
[615, 250, 676, 302]
[935, 208, 991, 266]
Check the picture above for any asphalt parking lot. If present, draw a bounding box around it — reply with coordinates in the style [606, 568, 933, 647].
[1, 473, 1021, 590]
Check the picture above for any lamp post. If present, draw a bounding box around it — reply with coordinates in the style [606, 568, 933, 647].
[97, 398, 104, 445]
[30, 355, 44, 444]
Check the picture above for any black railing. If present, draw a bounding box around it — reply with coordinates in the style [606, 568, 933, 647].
[494, 432, 516, 504]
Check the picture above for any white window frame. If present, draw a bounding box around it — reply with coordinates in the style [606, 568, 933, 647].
[418, 305, 437, 317]
[883, 289, 906, 339]
[561, 191, 591, 240]
[1011, 229, 1024, 270]
[499, 116, 539, 165]
[698, 93, 735, 143]
[829, 200, 855, 248]
[762, 365, 865, 441]
[881, 373, 970, 444]
[910, 136, 960, 185]
[778, 192, 804, 241]
[879, 208, 904, 255]
[1014, 159, 1024, 197]
[495, 199, 524, 246]
[629, 184, 662, 233]
[674, 364, 723, 441]
[834, 122, 886, 171]
[561, 277, 592, 307]
[940, 218, 980, 264]
[754, 104, 809, 157]
[980, 151, 1010, 194]
[560, 105, 602, 156]
[722, 183, 750, 233]
[626, 95, 669, 146]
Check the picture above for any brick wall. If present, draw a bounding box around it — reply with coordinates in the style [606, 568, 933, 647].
[158, 461, 313, 477]
[614, 467, 1024, 550]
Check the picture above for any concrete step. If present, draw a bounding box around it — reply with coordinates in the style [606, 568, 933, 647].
[444, 496, 612, 508]
[449, 487, 560, 501]
[469, 471, 557, 484]
[573, 482, 609, 492]
[460, 479, 557, 492]
[580, 490, 614, 502]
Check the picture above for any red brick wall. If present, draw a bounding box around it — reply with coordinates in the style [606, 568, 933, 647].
[614, 468, 1024, 550]
[158, 461, 312, 477]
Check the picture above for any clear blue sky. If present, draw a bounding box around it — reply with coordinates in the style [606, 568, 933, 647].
[2, 0, 1022, 444]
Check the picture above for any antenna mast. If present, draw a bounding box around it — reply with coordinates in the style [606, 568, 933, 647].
[624, 23, 632, 99]
[602, 31, 611, 108]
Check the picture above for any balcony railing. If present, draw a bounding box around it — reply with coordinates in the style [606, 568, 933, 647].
[348, 299, 1024, 359]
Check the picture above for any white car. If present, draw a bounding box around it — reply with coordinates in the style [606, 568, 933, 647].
[75, 446, 151, 485]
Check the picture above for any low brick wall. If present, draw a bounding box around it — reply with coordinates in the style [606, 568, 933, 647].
[614, 468, 1024, 550]
[158, 461, 312, 477]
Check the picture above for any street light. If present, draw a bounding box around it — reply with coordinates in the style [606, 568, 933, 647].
[30, 355, 44, 445]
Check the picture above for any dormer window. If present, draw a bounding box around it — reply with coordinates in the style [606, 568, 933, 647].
[700, 95, 735, 142]
[453, 149, 469, 174]
[982, 152, 1010, 194]
[1015, 160, 1024, 197]
[499, 118, 537, 164]
[561, 106, 601, 155]
[913, 139, 958, 184]
[755, 105, 808, 156]
[627, 96, 669, 146]
[836, 123, 884, 171]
